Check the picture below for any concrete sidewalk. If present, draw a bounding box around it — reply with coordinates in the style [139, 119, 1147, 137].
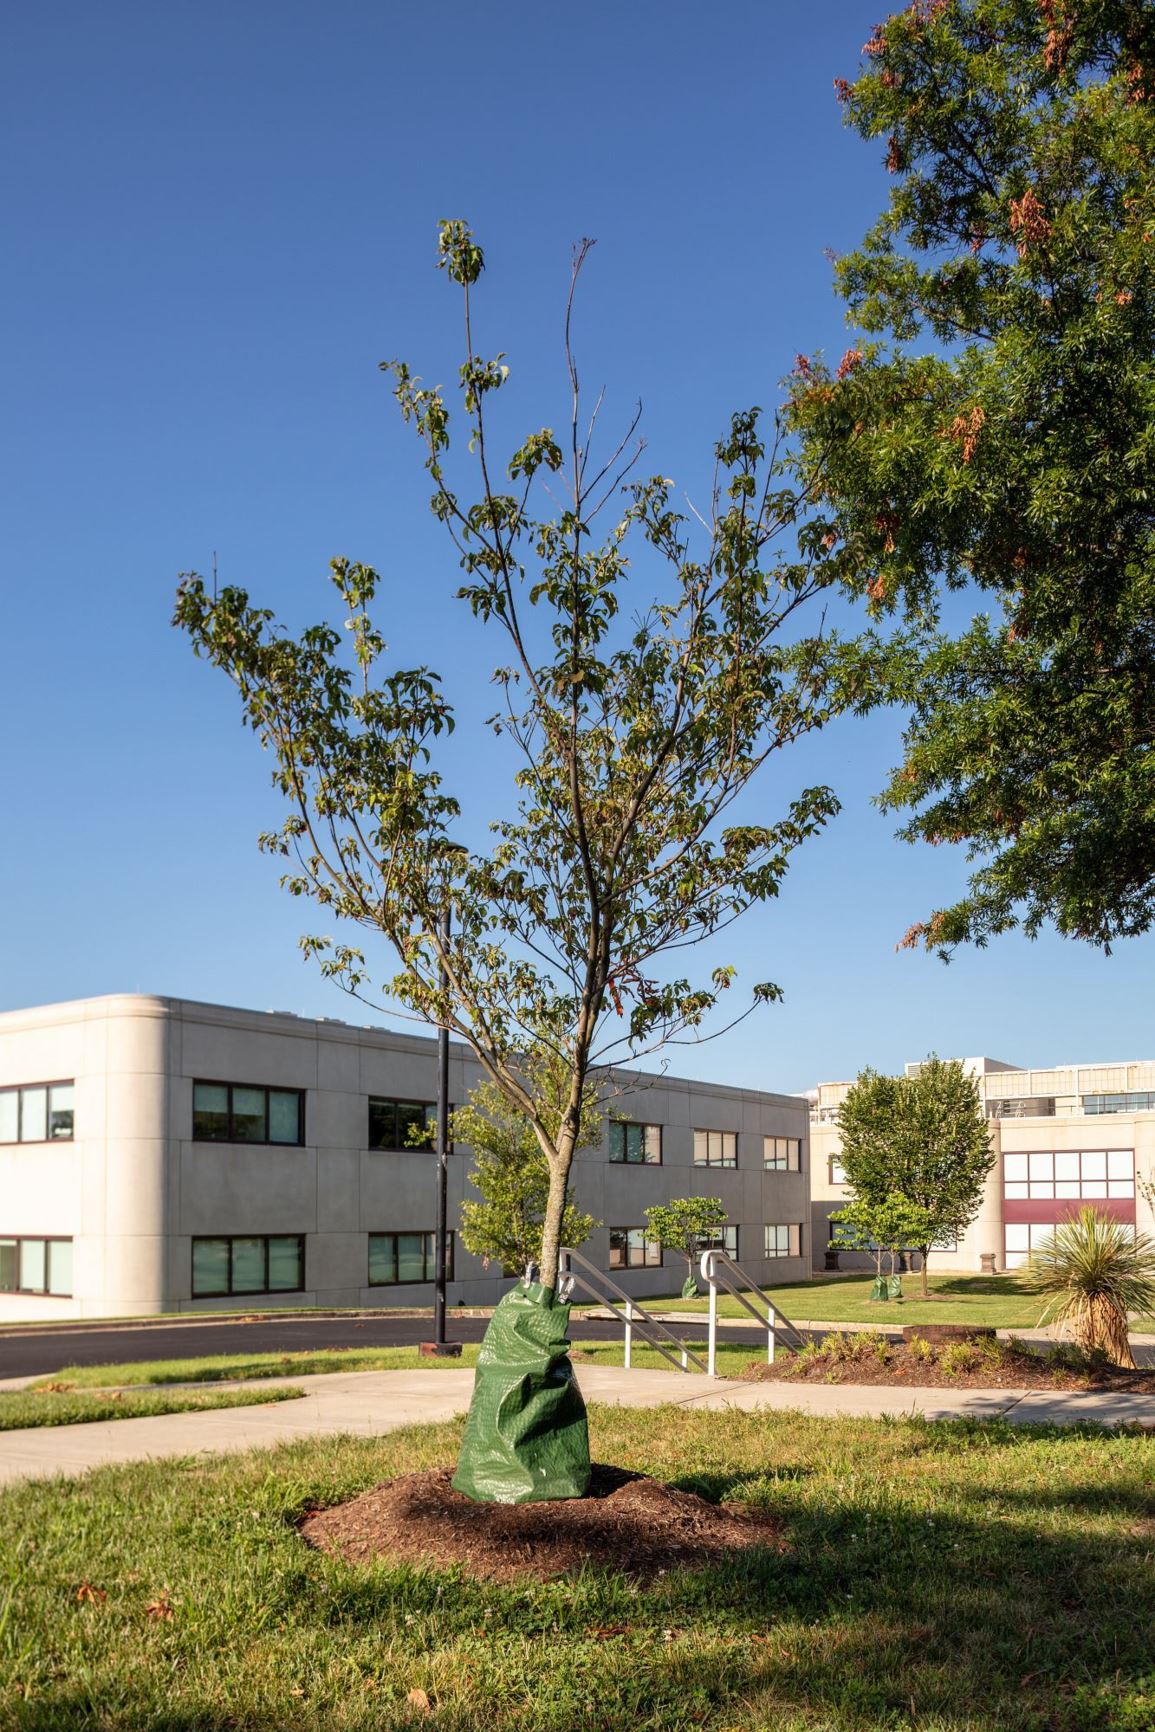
[1, 1364, 1153, 1487]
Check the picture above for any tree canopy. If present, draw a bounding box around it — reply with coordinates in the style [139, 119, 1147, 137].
[175, 221, 861, 1293]
[643, 1197, 729, 1295]
[831, 1192, 937, 1283]
[835, 1055, 993, 1293]
[790, 0, 1155, 953]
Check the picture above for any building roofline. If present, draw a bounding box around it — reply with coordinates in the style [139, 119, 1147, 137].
[0, 992, 808, 1109]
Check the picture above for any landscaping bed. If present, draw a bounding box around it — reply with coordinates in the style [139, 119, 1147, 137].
[747, 1331, 1155, 1391]
[302, 1462, 786, 1583]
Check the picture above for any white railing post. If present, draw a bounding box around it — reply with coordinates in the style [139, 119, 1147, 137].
[767, 1309, 775, 1364]
[557, 1245, 708, 1375]
[702, 1249, 718, 1377]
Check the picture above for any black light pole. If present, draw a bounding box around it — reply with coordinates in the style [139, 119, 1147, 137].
[433, 903, 451, 1346]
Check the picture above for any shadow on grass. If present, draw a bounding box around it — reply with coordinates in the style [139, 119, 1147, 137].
[286, 1455, 1154, 1732]
[4, 1421, 1153, 1731]
[930, 1274, 1043, 1301]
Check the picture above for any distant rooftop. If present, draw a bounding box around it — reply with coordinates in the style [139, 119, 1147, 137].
[812, 1054, 1155, 1121]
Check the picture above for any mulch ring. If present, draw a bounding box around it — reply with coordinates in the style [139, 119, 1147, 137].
[299, 1464, 786, 1583]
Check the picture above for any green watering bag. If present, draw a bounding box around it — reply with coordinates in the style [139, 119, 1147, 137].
[452, 1282, 591, 1504]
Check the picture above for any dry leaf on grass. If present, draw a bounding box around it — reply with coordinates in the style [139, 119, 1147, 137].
[406, 1686, 432, 1712]
[75, 1582, 106, 1604]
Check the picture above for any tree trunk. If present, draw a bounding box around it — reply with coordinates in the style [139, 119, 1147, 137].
[538, 1141, 575, 1294]
[919, 1246, 930, 1299]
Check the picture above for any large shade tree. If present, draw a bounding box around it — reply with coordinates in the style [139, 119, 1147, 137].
[175, 221, 863, 1301]
[789, 0, 1155, 954]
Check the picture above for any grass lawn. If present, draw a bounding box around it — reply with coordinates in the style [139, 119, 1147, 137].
[30, 1338, 760, 1392]
[0, 1385, 304, 1431]
[1, 1405, 1152, 1730]
[657, 1270, 1144, 1329]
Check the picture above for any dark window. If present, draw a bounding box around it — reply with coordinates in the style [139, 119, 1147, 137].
[0, 1082, 75, 1144]
[0, 1236, 73, 1295]
[367, 1231, 454, 1285]
[608, 1227, 662, 1270]
[693, 1129, 737, 1168]
[764, 1136, 801, 1171]
[1083, 1093, 1155, 1116]
[192, 1082, 304, 1146]
[191, 1235, 304, 1297]
[367, 1098, 450, 1151]
[608, 1121, 662, 1164]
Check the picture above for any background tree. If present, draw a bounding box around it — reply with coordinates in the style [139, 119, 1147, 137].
[1030, 1207, 1155, 1367]
[457, 1057, 599, 1279]
[789, 0, 1155, 953]
[176, 220, 857, 1301]
[836, 1056, 993, 1295]
[643, 1197, 729, 1296]
[830, 1192, 937, 1289]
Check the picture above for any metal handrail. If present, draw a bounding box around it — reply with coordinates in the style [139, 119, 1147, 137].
[558, 1246, 708, 1374]
[699, 1248, 805, 1374]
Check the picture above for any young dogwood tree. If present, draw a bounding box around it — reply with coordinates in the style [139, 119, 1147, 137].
[175, 221, 860, 1295]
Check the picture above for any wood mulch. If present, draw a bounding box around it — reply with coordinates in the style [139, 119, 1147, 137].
[743, 1342, 1155, 1392]
[299, 1464, 785, 1583]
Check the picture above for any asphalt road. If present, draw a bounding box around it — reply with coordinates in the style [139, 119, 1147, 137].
[0, 1310, 758, 1380]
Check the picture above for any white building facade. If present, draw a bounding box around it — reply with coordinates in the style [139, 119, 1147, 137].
[809, 1056, 1155, 1273]
[0, 994, 811, 1320]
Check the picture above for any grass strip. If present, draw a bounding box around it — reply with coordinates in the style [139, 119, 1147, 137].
[0, 1385, 304, 1431]
[31, 1339, 760, 1391]
[659, 1270, 1061, 1326]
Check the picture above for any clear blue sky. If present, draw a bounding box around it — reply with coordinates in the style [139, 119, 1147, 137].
[2, 1, 1150, 1093]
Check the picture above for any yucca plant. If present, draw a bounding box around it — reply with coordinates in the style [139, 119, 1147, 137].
[1029, 1208, 1155, 1369]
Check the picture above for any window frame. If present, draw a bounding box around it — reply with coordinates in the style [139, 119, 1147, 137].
[829, 1157, 847, 1185]
[763, 1135, 802, 1171]
[0, 1235, 74, 1296]
[190, 1234, 305, 1298]
[367, 1230, 455, 1286]
[0, 1080, 76, 1145]
[367, 1097, 453, 1153]
[608, 1226, 663, 1270]
[764, 1222, 803, 1259]
[608, 1120, 662, 1165]
[693, 1129, 738, 1169]
[191, 1081, 305, 1148]
[1002, 1148, 1134, 1202]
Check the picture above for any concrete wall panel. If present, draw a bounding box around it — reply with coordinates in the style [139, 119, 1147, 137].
[178, 1146, 318, 1235]
[316, 1148, 360, 1231]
